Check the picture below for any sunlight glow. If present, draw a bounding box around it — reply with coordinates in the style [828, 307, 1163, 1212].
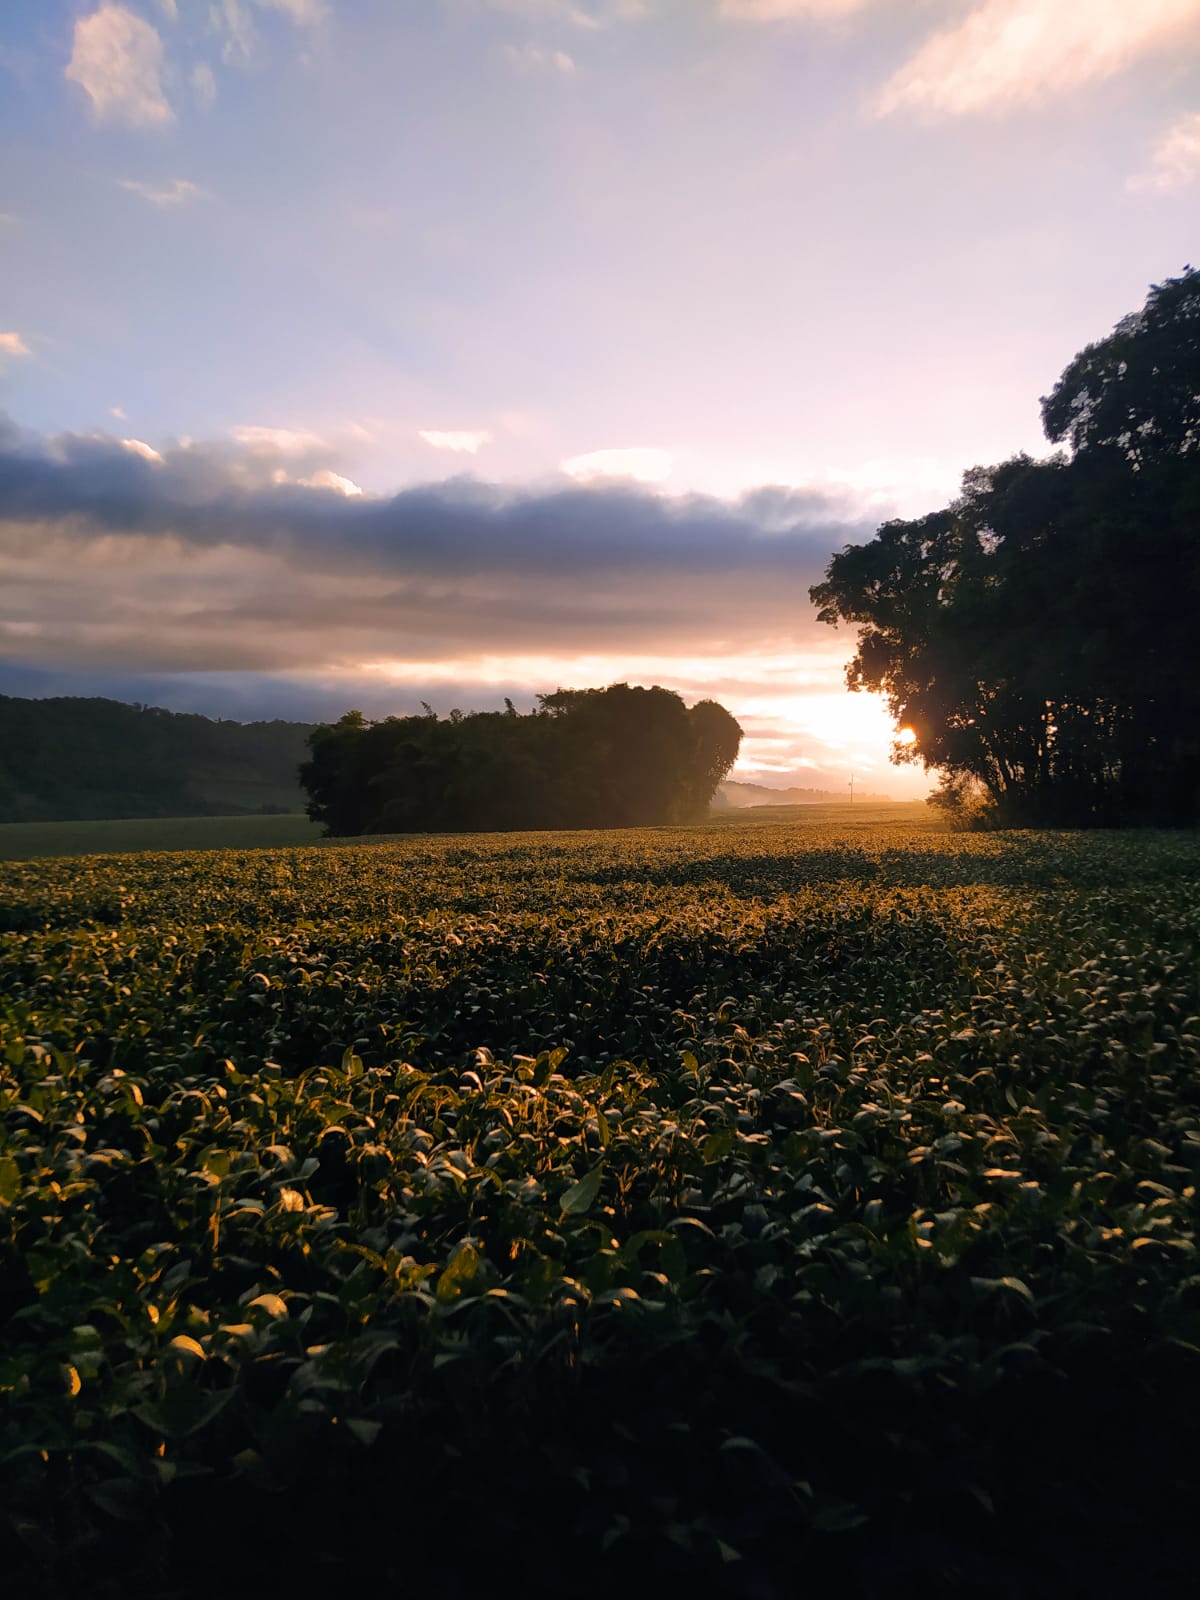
[355, 650, 931, 799]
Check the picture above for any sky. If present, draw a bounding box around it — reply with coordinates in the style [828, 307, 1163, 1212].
[0, 0, 1197, 797]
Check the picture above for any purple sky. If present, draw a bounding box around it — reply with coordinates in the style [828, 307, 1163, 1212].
[2, 0, 1197, 794]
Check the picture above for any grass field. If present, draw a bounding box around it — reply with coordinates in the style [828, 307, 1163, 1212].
[0, 812, 323, 861]
[3, 811, 1199, 1596]
[0, 801, 930, 861]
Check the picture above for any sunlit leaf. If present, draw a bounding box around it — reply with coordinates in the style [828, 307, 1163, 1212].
[246, 1292, 289, 1319]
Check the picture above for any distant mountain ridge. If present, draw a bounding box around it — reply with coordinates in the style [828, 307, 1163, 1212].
[715, 779, 891, 807]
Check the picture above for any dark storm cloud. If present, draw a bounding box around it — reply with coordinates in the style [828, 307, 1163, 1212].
[0, 417, 874, 675]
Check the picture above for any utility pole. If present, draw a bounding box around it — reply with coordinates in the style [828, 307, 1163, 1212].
[849, 773, 855, 805]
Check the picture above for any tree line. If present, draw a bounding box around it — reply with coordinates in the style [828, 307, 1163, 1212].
[0, 696, 312, 823]
[299, 684, 742, 835]
[812, 267, 1200, 827]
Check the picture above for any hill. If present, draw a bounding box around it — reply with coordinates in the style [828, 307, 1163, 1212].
[0, 695, 314, 823]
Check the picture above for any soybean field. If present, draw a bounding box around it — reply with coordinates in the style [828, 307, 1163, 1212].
[3, 813, 1199, 1597]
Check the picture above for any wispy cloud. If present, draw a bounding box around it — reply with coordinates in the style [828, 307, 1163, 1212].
[504, 42, 576, 71]
[232, 424, 328, 454]
[65, 4, 174, 128]
[419, 429, 493, 454]
[879, 0, 1200, 119]
[256, 0, 330, 22]
[192, 62, 217, 107]
[211, 0, 257, 65]
[118, 177, 203, 207]
[719, 0, 870, 19]
[480, 1, 640, 28]
[211, 0, 328, 65]
[561, 447, 673, 483]
[1128, 110, 1200, 191]
[0, 333, 31, 358]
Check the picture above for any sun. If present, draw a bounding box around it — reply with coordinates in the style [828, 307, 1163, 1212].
[896, 726, 918, 746]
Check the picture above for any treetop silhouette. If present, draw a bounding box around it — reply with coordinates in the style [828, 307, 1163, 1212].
[812, 267, 1200, 828]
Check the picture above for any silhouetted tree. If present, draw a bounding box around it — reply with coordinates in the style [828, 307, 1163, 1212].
[811, 268, 1200, 827]
[299, 685, 743, 836]
[1041, 266, 1200, 467]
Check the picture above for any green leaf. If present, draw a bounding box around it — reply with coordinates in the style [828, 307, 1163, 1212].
[85, 1479, 145, 1522]
[436, 1242, 481, 1302]
[971, 1275, 1035, 1306]
[560, 1165, 604, 1216]
[702, 1128, 737, 1164]
[0, 1155, 20, 1206]
[200, 1148, 230, 1180]
[811, 1501, 870, 1534]
[134, 1385, 235, 1440]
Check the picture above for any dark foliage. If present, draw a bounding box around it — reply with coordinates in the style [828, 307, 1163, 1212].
[0, 696, 313, 823]
[3, 822, 1200, 1597]
[811, 268, 1200, 827]
[299, 683, 743, 835]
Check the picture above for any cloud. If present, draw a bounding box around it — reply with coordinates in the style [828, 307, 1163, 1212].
[479, 0, 643, 27]
[256, 0, 330, 22]
[65, 4, 174, 128]
[1128, 110, 1200, 191]
[121, 438, 164, 462]
[419, 429, 493, 454]
[232, 424, 328, 454]
[157, 0, 179, 18]
[111, 406, 127, 419]
[118, 177, 202, 207]
[192, 62, 217, 107]
[300, 468, 363, 496]
[718, 0, 869, 18]
[211, 0, 257, 65]
[879, 0, 1200, 118]
[504, 43, 576, 70]
[561, 447, 673, 483]
[0, 418, 926, 788]
[210, 0, 326, 65]
[0, 333, 31, 358]
[0, 417, 870, 680]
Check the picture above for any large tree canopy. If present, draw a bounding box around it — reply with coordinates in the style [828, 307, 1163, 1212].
[1041, 267, 1200, 467]
[299, 684, 743, 836]
[812, 269, 1200, 827]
